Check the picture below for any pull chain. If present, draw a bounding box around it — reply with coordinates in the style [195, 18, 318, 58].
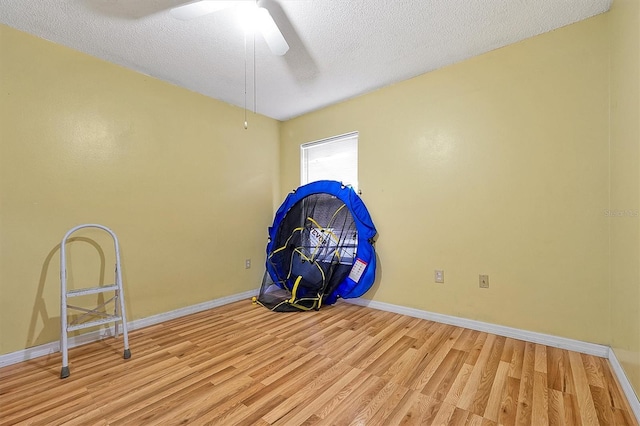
[243, 30, 248, 129]
[254, 30, 257, 115]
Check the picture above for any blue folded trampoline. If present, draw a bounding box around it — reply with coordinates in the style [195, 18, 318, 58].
[254, 180, 377, 311]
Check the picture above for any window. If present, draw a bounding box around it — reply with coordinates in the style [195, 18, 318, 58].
[300, 131, 358, 190]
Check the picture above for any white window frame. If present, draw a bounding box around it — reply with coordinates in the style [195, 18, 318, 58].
[300, 131, 359, 191]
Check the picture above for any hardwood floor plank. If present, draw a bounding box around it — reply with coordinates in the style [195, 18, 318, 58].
[563, 392, 582, 425]
[82, 367, 208, 424]
[255, 351, 321, 387]
[405, 319, 440, 348]
[444, 362, 474, 407]
[599, 355, 638, 416]
[481, 418, 498, 426]
[547, 346, 564, 392]
[415, 393, 443, 425]
[430, 400, 457, 425]
[348, 315, 417, 370]
[427, 348, 468, 402]
[379, 389, 423, 426]
[142, 375, 256, 425]
[535, 344, 548, 374]
[2, 382, 88, 422]
[514, 341, 535, 425]
[613, 407, 638, 426]
[448, 406, 470, 425]
[466, 332, 490, 366]
[581, 353, 605, 389]
[359, 381, 411, 426]
[501, 337, 516, 363]
[390, 328, 451, 389]
[109, 379, 217, 425]
[483, 360, 510, 422]
[4, 393, 96, 426]
[272, 368, 364, 425]
[532, 370, 550, 425]
[223, 394, 287, 426]
[561, 349, 578, 395]
[466, 413, 486, 425]
[498, 376, 521, 426]
[357, 386, 413, 426]
[456, 333, 497, 411]
[471, 336, 506, 417]
[313, 374, 386, 425]
[568, 350, 599, 425]
[406, 325, 458, 390]
[381, 345, 419, 384]
[246, 354, 333, 407]
[244, 344, 308, 382]
[0, 299, 636, 425]
[347, 379, 405, 425]
[454, 329, 481, 354]
[508, 339, 526, 379]
[192, 381, 271, 425]
[364, 335, 417, 377]
[411, 328, 464, 391]
[259, 359, 353, 423]
[590, 384, 615, 425]
[321, 328, 371, 361]
[548, 388, 566, 426]
[312, 369, 372, 421]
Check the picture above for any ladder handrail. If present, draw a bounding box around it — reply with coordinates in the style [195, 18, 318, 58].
[60, 224, 122, 296]
[60, 224, 130, 378]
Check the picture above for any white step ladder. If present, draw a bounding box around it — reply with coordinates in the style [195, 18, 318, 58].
[60, 224, 131, 378]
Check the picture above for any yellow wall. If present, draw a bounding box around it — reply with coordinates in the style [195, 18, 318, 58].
[281, 15, 611, 345]
[0, 25, 280, 355]
[609, 0, 640, 394]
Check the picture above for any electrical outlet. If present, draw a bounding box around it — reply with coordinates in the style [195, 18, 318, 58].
[479, 274, 489, 288]
[434, 270, 444, 283]
[245, 259, 251, 269]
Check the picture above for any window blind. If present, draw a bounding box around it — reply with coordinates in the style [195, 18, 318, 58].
[300, 131, 358, 190]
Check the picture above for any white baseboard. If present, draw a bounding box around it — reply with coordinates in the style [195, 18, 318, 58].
[125, 289, 258, 332]
[608, 348, 640, 422]
[345, 298, 610, 357]
[0, 289, 258, 368]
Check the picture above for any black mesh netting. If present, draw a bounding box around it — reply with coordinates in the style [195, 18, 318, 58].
[256, 193, 358, 311]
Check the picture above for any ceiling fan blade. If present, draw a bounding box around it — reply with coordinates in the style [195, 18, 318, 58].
[256, 7, 289, 56]
[170, 1, 238, 20]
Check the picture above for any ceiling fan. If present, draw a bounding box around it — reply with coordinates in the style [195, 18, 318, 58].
[170, 0, 290, 56]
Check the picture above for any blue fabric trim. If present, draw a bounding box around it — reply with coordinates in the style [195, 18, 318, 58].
[266, 180, 377, 303]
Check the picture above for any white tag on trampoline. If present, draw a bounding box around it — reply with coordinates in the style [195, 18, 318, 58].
[348, 258, 368, 283]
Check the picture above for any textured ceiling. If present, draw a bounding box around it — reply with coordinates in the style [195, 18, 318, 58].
[1, 0, 611, 121]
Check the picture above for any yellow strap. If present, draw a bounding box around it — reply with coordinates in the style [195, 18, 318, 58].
[289, 275, 303, 303]
[306, 216, 323, 230]
[290, 302, 315, 311]
[326, 204, 347, 229]
[269, 227, 305, 259]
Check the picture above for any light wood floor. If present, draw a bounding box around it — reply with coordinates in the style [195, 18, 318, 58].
[0, 300, 637, 425]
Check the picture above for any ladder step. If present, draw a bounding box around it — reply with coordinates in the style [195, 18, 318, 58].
[66, 284, 118, 297]
[67, 315, 122, 332]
